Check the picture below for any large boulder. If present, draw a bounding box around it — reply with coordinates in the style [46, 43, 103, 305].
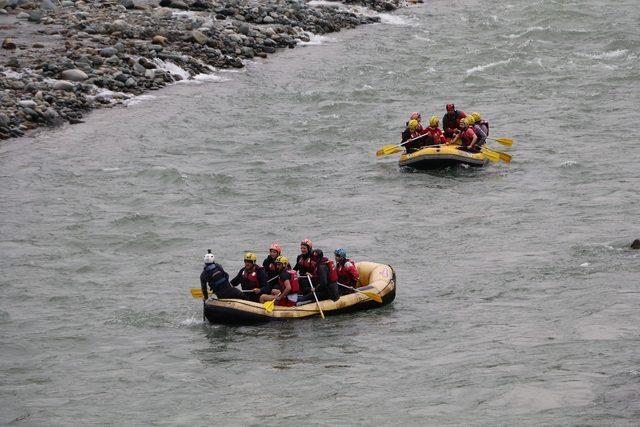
[631, 239, 640, 249]
[60, 68, 88, 81]
[99, 47, 118, 57]
[187, 30, 207, 44]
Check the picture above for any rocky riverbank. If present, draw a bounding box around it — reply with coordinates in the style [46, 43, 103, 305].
[0, 0, 408, 139]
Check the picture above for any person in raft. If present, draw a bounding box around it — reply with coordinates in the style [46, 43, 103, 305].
[423, 115, 446, 145]
[442, 103, 467, 138]
[200, 249, 246, 301]
[467, 115, 487, 149]
[298, 249, 340, 304]
[260, 256, 300, 307]
[334, 248, 360, 295]
[449, 117, 479, 151]
[294, 239, 314, 293]
[401, 112, 424, 142]
[230, 252, 269, 303]
[262, 243, 282, 281]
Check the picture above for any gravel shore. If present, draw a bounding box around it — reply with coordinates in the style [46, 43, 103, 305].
[0, 0, 408, 139]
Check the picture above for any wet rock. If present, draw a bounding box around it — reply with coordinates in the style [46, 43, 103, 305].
[43, 107, 64, 126]
[17, 11, 29, 19]
[108, 19, 129, 34]
[33, 42, 44, 48]
[120, 0, 134, 9]
[6, 57, 20, 68]
[40, 0, 55, 10]
[52, 80, 75, 91]
[187, 30, 207, 44]
[0, 112, 9, 127]
[263, 16, 274, 24]
[60, 68, 88, 81]
[18, 100, 37, 108]
[631, 239, 640, 250]
[152, 35, 167, 45]
[138, 57, 156, 69]
[100, 47, 118, 57]
[2, 37, 16, 50]
[28, 10, 42, 22]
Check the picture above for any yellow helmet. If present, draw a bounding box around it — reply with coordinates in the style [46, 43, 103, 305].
[244, 252, 257, 263]
[408, 119, 420, 132]
[464, 116, 475, 125]
[471, 112, 481, 122]
[275, 255, 289, 266]
[429, 115, 439, 126]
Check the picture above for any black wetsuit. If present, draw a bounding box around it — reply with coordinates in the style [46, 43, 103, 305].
[200, 263, 245, 300]
[230, 266, 269, 302]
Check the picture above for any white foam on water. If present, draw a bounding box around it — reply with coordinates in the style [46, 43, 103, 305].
[153, 58, 191, 81]
[378, 13, 415, 26]
[192, 73, 229, 82]
[102, 167, 120, 172]
[577, 49, 627, 60]
[179, 317, 204, 327]
[503, 26, 550, 39]
[561, 160, 579, 167]
[466, 58, 513, 75]
[413, 34, 432, 42]
[124, 94, 157, 106]
[298, 34, 336, 46]
[580, 262, 590, 267]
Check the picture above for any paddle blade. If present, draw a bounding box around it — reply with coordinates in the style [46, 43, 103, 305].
[263, 300, 275, 313]
[376, 144, 403, 157]
[494, 137, 513, 147]
[498, 151, 512, 163]
[190, 288, 203, 298]
[361, 291, 383, 303]
[481, 148, 500, 163]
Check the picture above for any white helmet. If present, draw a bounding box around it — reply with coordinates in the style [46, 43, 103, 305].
[203, 250, 215, 264]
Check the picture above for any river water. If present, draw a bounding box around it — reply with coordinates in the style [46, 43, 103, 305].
[2, 0, 640, 424]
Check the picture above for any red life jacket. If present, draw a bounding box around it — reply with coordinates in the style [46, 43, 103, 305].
[460, 127, 476, 147]
[297, 254, 314, 274]
[316, 258, 338, 283]
[279, 269, 299, 293]
[336, 259, 359, 287]
[240, 266, 261, 290]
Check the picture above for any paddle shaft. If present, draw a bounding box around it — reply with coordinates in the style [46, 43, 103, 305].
[306, 275, 325, 319]
[337, 282, 383, 303]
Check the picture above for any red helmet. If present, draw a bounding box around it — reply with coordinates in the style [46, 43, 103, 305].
[446, 103, 455, 112]
[301, 239, 312, 249]
[269, 243, 282, 254]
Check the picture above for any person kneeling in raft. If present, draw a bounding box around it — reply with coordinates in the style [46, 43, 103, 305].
[260, 256, 300, 307]
[200, 249, 248, 301]
[297, 249, 340, 304]
[229, 252, 270, 303]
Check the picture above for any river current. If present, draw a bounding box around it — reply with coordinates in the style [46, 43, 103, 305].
[2, 0, 639, 425]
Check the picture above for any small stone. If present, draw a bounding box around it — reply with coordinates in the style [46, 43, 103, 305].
[2, 37, 16, 50]
[17, 11, 29, 19]
[52, 80, 75, 91]
[6, 57, 20, 68]
[138, 57, 156, 69]
[60, 68, 88, 81]
[40, 0, 55, 10]
[120, 0, 134, 9]
[263, 16, 274, 24]
[32, 42, 44, 48]
[631, 239, 640, 250]
[28, 10, 42, 22]
[100, 47, 118, 57]
[18, 100, 37, 109]
[0, 112, 9, 127]
[108, 19, 129, 34]
[188, 30, 207, 44]
[152, 35, 167, 45]
[124, 77, 137, 87]
[170, 0, 187, 9]
[238, 24, 250, 35]
[144, 69, 155, 79]
[43, 108, 63, 126]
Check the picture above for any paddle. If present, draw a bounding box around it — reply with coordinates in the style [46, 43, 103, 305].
[190, 275, 279, 299]
[337, 282, 382, 303]
[376, 134, 429, 158]
[487, 137, 514, 147]
[479, 147, 500, 163]
[482, 146, 512, 163]
[306, 275, 325, 319]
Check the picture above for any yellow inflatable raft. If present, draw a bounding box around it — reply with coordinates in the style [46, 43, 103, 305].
[203, 261, 396, 325]
[399, 144, 487, 170]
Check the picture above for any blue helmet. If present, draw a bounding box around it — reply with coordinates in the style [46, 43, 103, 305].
[334, 248, 346, 258]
